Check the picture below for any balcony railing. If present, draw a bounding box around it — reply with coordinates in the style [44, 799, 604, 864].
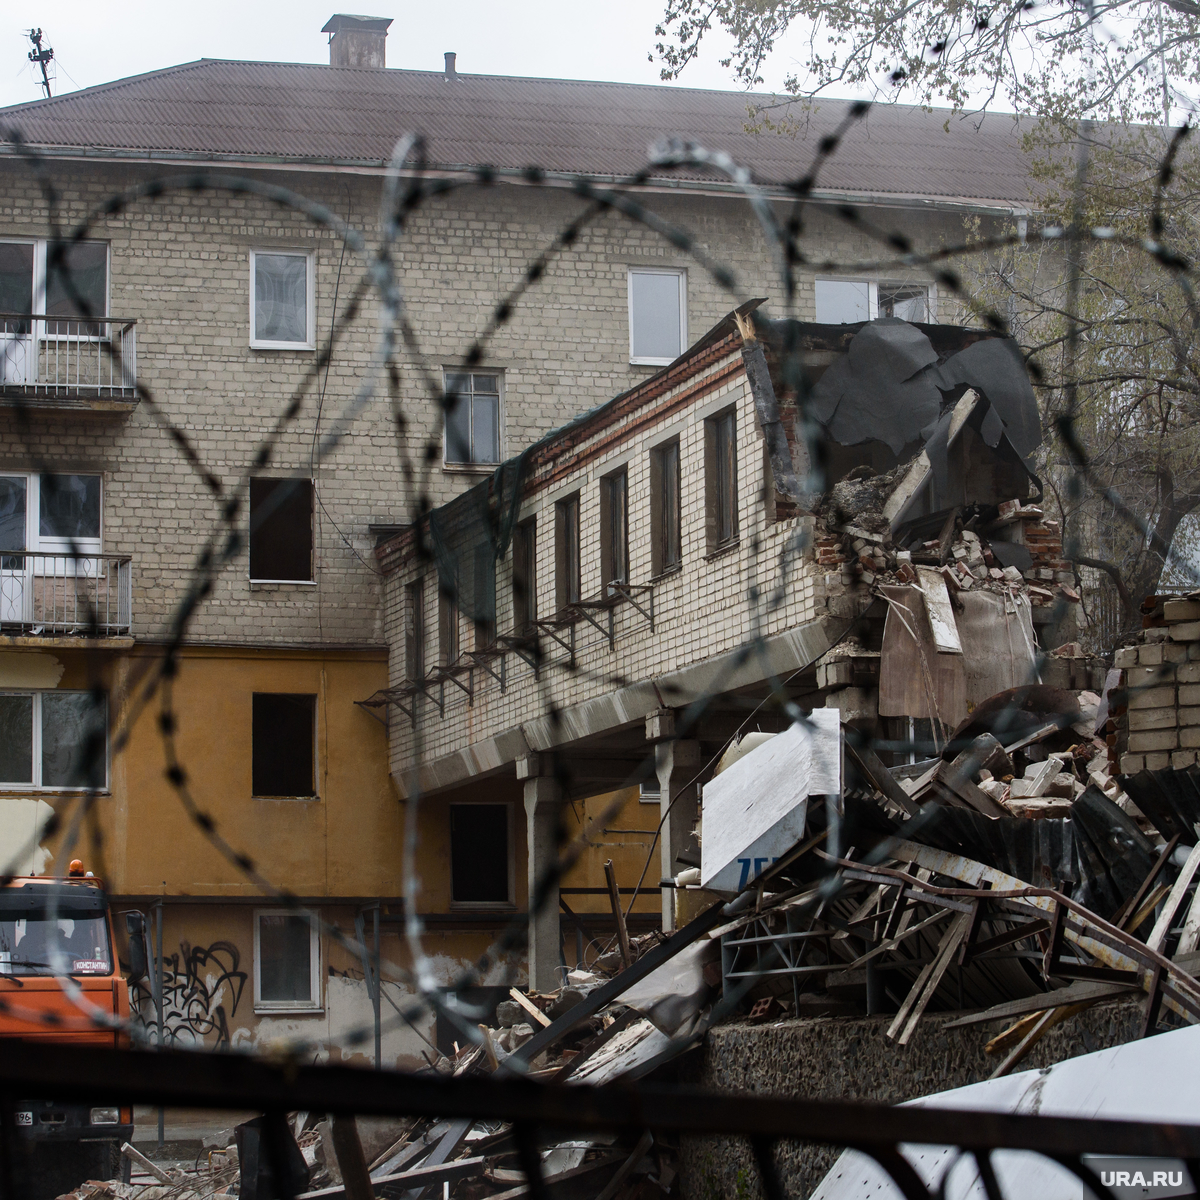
[0, 314, 137, 400]
[0, 553, 133, 636]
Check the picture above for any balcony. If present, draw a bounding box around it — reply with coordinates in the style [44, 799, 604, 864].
[0, 553, 133, 638]
[0, 315, 137, 415]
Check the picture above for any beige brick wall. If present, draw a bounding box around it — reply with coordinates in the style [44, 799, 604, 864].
[0, 158, 971, 651]
[383, 345, 840, 778]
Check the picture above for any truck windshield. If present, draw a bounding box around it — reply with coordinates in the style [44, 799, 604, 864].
[0, 897, 112, 977]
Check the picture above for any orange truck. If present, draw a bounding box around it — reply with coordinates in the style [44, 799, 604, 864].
[0, 862, 138, 1198]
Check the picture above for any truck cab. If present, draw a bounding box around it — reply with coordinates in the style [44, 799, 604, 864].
[0, 862, 135, 1197]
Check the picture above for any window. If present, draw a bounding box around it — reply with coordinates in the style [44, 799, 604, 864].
[450, 804, 511, 905]
[251, 693, 316, 798]
[555, 493, 581, 613]
[405, 579, 425, 681]
[600, 468, 629, 593]
[249, 478, 313, 583]
[628, 269, 687, 365]
[650, 439, 681, 576]
[0, 690, 108, 790]
[639, 780, 661, 805]
[705, 409, 738, 550]
[0, 473, 102, 555]
[444, 372, 501, 466]
[512, 519, 536, 635]
[250, 251, 314, 349]
[439, 588, 460, 666]
[254, 910, 320, 1011]
[815, 279, 875, 324]
[879, 284, 930, 322]
[472, 543, 495, 650]
[0, 238, 108, 333]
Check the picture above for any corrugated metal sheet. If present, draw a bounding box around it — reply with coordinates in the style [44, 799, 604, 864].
[0, 59, 1036, 204]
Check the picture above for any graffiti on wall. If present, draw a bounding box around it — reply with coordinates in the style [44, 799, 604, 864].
[132, 940, 247, 1049]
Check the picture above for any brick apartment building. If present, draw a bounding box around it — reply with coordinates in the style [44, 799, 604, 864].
[0, 15, 1038, 1061]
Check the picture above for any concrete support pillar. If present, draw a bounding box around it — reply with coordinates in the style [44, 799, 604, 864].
[655, 739, 701, 933]
[523, 773, 563, 992]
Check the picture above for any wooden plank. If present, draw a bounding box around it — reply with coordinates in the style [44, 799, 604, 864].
[508, 988, 552, 1029]
[848, 909, 953, 969]
[1177, 882, 1200, 957]
[552, 1009, 640, 1082]
[509, 902, 727, 1066]
[944, 979, 1144, 1029]
[916, 566, 963, 655]
[896, 912, 971, 1044]
[595, 1130, 655, 1200]
[988, 1007, 1063, 1079]
[296, 1156, 487, 1200]
[604, 859, 633, 969]
[484, 1154, 623, 1200]
[120, 1143, 172, 1185]
[330, 1114, 376, 1200]
[1148, 841, 1200, 953]
[886, 911, 968, 1043]
[1113, 834, 1180, 928]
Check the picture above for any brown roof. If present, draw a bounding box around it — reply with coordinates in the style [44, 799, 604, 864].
[0, 59, 1035, 207]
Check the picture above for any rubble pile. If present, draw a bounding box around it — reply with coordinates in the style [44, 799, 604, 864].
[815, 496, 1076, 613]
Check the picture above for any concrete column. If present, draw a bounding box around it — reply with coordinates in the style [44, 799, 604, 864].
[655, 739, 701, 933]
[523, 773, 563, 992]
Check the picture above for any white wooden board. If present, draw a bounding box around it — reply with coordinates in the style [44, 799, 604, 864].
[916, 565, 963, 654]
[700, 711, 841, 893]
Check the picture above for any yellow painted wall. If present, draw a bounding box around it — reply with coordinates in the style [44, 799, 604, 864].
[116, 647, 396, 897]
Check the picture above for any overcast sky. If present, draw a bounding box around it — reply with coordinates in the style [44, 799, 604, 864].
[0, 0, 829, 110]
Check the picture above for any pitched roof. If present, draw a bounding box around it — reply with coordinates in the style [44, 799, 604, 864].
[0, 59, 1035, 208]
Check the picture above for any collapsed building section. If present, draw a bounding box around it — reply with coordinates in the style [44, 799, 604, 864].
[368, 305, 1086, 997]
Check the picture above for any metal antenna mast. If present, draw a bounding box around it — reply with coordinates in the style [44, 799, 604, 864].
[27, 29, 54, 99]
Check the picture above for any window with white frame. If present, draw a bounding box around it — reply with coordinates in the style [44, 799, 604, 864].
[879, 283, 930, 322]
[0, 690, 108, 790]
[0, 473, 102, 554]
[444, 371, 501, 466]
[254, 910, 321, 1012]
[0, 238, 109, 334]
[250, 251, 315, 349]
[816, 278, 932, 324]
[815, 278, 875, 324]
[628, 268, 687, 365]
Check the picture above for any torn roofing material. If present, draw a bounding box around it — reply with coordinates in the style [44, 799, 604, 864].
[806, 318, 1040, 463]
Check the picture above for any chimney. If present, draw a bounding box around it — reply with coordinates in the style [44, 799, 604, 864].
[444, 51, 457, 79]
[322, 14, 393, 69]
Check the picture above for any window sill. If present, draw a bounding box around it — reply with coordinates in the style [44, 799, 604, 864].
[254, 1005, 323, 1016]
[650, 564, 682, 583]
[629, 358, 675, 368]
[704, 539, 741, 563]
[253, 795, 320, 802]
[249, 579, 317, 590]
[249, 342, 316, 352]
[0, 787, 112, 796]
[443, 462, 499, 475]
[449, 902, 517, 912]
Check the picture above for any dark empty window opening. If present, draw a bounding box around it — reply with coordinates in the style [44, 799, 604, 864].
[405, 579, 425, 682]
[252, 693, 316, 797]
[512, 518, 536, 635]
[555, 493, 581, 614]
[439, 588, 460, 666]
[600, 468, 629, 595]
[450, 804, 510, 904]
[249, 478, 313, 582]
[651, 439, 681, 576]
[706, 409, 738, 550]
